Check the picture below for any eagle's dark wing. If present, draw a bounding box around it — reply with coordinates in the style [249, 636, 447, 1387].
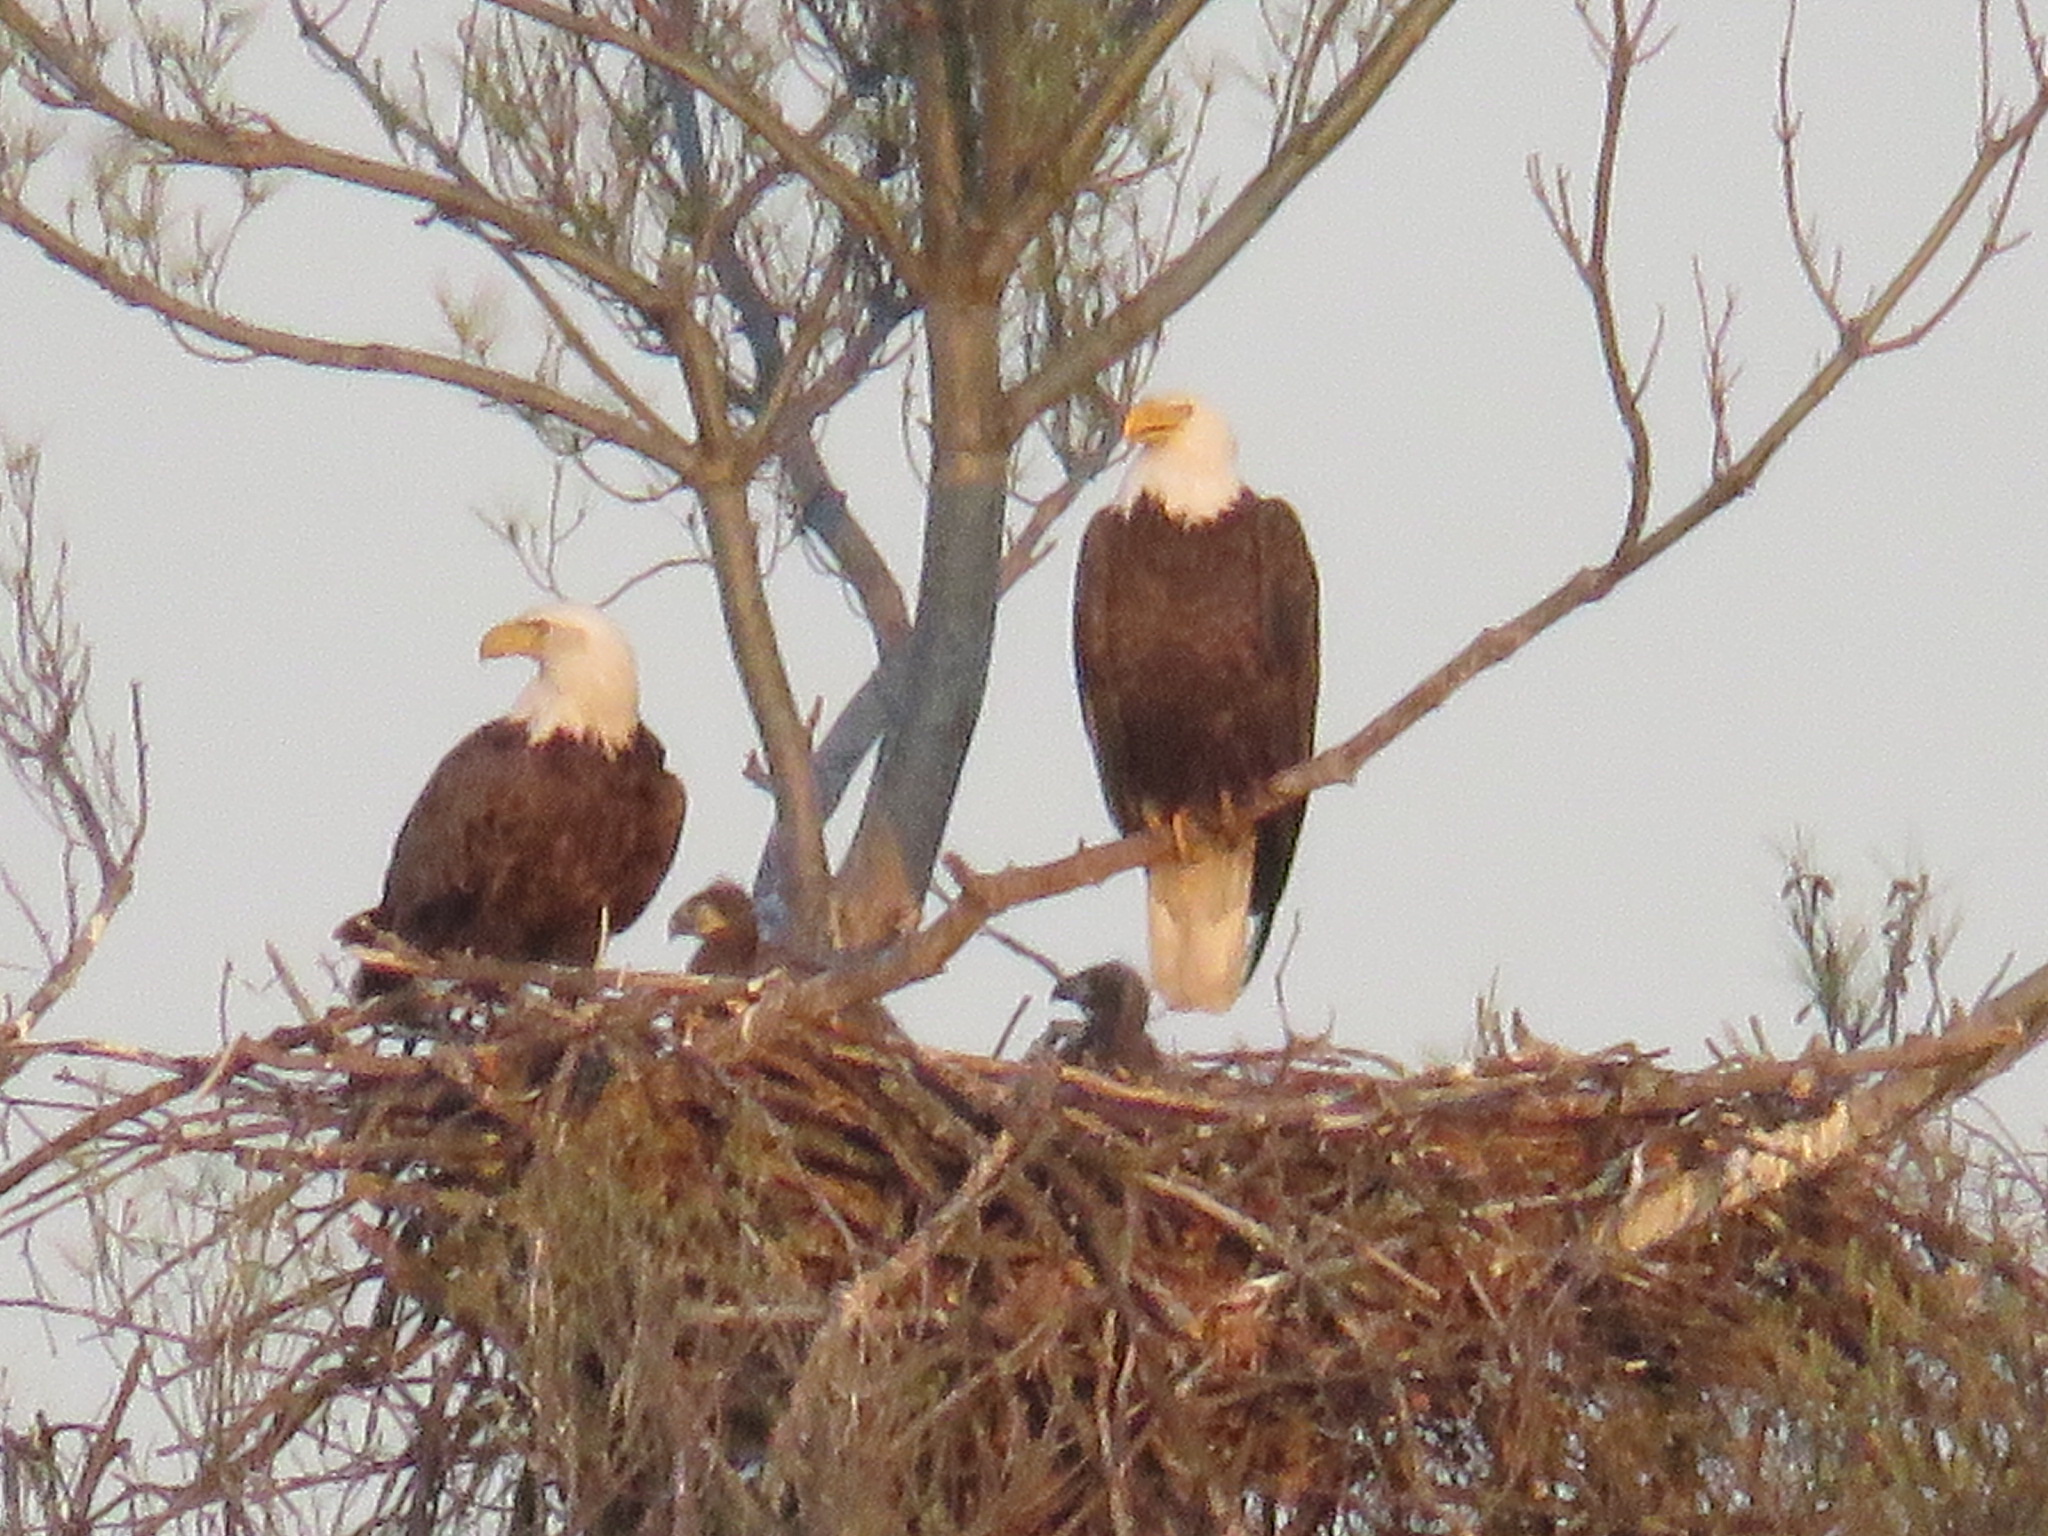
[1244, 495, 1320, 975]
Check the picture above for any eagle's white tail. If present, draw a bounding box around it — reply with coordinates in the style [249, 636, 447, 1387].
[1146, 841, 1255, 1012]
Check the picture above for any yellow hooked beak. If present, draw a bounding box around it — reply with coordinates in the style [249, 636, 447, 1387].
[479, 615, 549, 661]
[1122, 395, 1196, 447]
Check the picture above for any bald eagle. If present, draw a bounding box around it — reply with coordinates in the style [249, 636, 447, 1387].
[343, 604, 686, 999]
[1049, 961, 1162, 1074]
[669, 878, 763, 976]
[1072, 396, 1320, 1012]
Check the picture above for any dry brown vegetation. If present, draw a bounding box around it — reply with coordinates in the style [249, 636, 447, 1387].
[5, 924, 2048, 1534]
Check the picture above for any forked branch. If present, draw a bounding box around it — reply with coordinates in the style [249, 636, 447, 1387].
[1778, 0, 2046, 353]
[1530, 0, 1671, 552]
[1005, 0, 1459, 431]
[0, 450, 147, 1041]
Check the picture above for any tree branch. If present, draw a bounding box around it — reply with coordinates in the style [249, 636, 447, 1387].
[678, 449, 832, 954]
[0, 192, 699, 477]
[1004, 0, 1458, 434]
[784, 433, 911, 653]
[643, 45, 914, 917]
[1531, 0, 1668, 554]
[1595, 955, 2048, 1255]
[0, 0, 677, 323]
[486, 238, 678, 443]
[981, 0, 1209, 280]
[651, 262, 827, 937]
[902, 0, 972, 267]
[0, 451, 147, 1042]
[486, 0, 919, 283]
[655, 83, 912, 653]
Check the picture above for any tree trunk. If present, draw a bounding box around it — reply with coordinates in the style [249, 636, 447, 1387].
[833, 293, 1007, 948]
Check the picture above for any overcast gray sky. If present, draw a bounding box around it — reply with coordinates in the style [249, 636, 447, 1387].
[1, 0, 2044, 1147]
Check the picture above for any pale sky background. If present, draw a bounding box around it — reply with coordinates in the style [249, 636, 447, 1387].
[1, 0, 2045, 1162]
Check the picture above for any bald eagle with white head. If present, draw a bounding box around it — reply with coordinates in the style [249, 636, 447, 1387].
[342, 603, 686, 999]
[1072, 395, 1320, 1012]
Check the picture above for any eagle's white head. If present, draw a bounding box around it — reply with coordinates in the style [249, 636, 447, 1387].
[482, 603, 642, 752]
[1115, 394, 1244, 526]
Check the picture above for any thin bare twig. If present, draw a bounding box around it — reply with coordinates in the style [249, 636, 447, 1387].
[1531, 0, 1668, 553]
[1690, 259, 1741, 478]
[1777, 0, 1851, 329]
[0, 456, 147, 1041]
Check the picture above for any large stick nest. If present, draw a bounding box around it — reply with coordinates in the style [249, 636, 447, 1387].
[177, 957, 2048, 1536]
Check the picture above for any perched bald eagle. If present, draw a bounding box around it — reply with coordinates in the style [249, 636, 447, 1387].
[1072, 395, 1320, 1012]
[343, 604, 686, 999]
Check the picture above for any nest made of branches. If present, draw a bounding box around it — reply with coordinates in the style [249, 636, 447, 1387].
[79, 952, 2028, 1536]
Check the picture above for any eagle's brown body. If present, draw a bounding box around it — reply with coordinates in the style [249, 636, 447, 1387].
[353, 721, 683, 997]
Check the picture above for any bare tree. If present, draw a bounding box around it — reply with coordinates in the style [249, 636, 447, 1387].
[2, 0, 2034, 987]
[0, 0, 1453, 963]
